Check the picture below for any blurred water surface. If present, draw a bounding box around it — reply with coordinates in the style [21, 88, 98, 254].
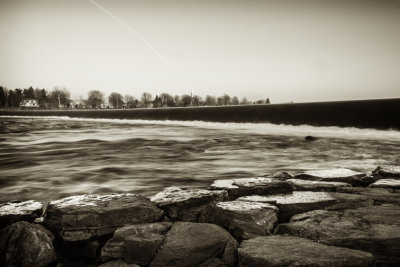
[1, 116, 399, 202]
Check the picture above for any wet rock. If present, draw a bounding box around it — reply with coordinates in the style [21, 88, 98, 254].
[0, 221, 57, 267]
[238, 235, 373, 267]
[209, 177, 293, 199]
[99, 260, 140, 267]
[101, 222, 172, 266]
[370, 179, 400, 189]
[199, 200, 278, 241]
[373, 165, 400, 178]
[275, 204, 400, 265]
[239, 192, 337, 222]
[150, 222, 238, 267]
[337, 186, 400, 205]
[0, 200, 43, 228]
[325, 192, 374, 210]
[286, 179, 349, 192]
[305, 135, 318, 141]
[294, 168, 365, 185]
[44, 193, 164, 242]
[150, 187, 228, 221]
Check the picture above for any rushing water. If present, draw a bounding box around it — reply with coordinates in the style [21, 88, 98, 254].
[1, 116, 399, 203]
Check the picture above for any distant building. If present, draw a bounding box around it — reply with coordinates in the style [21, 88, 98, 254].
[20, 99, 39, 108]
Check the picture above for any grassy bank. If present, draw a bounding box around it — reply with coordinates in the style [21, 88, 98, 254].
[1, 98, 399, 130]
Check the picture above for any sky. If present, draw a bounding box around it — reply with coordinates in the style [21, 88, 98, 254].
[0, 0, 399, 103]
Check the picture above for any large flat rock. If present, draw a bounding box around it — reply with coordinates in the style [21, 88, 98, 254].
[0, 221, 57, 267]
[43, 193, 164, 242]
[239, 191, 373, 222]
[294, 168, 366, 185]
[370, 179, 400, 189]
[101, 222, 172, 266]
[149, 222, 238, 267]
[275, 204, 400, 265]
[238, 235, 373, 267]
[200, 200, 278, 241]
[0, 200, 43, 228]
[209, 177, 293, 199]
[286, 179, 350, 192]
[373, 165, 400, 178]
[239, 192, 336, 222]
[337, 186, 400, 205]
[150, 187, 228, 221]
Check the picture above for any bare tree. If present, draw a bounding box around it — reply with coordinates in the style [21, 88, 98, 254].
[124, 94, 137, 108]
[141, 92, 152, 107]
[232, 96, 239, 105]
[108, 92, 123, 108]
[87, 90, 105, 108]
[205, 95, 216, 106]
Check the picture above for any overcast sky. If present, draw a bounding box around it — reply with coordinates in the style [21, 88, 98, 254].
[0, 0, 399, 103]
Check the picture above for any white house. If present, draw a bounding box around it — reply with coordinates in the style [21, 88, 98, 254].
[20, 99, 39, 108]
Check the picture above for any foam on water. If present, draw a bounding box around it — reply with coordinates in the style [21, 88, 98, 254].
[2, 115, 400, 142]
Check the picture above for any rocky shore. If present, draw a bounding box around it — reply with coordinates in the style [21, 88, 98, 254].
[1, 165, 400, 266]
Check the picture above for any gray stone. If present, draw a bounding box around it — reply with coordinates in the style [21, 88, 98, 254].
[370, 179, 400, 189]
[209, 177, 293, 199]
[0, 221, 57, 267]
[337, 186, 400, 205]
[239, 192, 337, 222]
[286, 179, 349, 192]
[294, 168, 366, 185]
[199, 200, 278, 241]
[150, 186, 228, 222]
[238, 235, 373, 267]
[101, 222, 172, 266]
[275, 204, 400, 265]
[43, 193, 164, 241]
[150, 222, 238, 267]
[0, 200, 43, 228]
[373, 165, 400, 178]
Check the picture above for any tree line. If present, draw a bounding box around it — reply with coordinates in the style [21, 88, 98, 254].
[0, 86, 270, 109]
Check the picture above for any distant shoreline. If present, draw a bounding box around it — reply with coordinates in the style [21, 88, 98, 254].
[1, 98, 400, 130]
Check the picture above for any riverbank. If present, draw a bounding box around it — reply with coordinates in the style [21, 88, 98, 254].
[1, 98, 400, 130]
[1, 166, 400, 266]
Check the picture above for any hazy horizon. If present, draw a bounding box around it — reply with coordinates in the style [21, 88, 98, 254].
[1, 0, 399, 103]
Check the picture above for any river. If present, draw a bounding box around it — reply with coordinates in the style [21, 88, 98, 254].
[1, 116, 399, 203]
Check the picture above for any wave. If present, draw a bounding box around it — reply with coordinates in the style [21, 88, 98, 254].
[2, 115, 400, 142]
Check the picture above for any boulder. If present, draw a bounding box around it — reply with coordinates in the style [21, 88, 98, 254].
[325, 192, 374, 210]
[99, 260, 140, 267]
[238, 235, 373, 267]
[101, 222, 172, 266]
[0, 200, 43, 228]
[0, 221, 57, 267]
[275, 204, 400, 265]
[43, 193, 164, 242]
[286, 179, 349, 192]
[294, 168, 366, 185]
[370, 179, 400, 189]
[150, 187, 228, 221]
[373, 165, 400, 178]
[337, 186, 400, 205]
[150, 222, 238, 267]
[208, 177, 293, 199]
[238, 192, 337, 222]
[199, 200, 278, 241]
